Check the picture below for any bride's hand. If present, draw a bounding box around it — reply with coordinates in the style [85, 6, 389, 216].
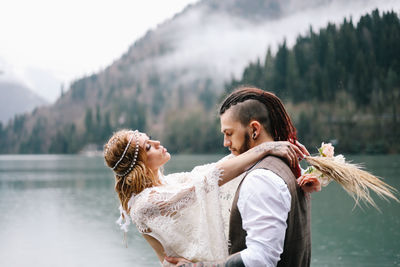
[260, 141, 306, 168]
[294, 140, 310, 156]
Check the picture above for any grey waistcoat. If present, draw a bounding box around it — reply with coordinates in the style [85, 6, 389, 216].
[228, 156, 311, 267]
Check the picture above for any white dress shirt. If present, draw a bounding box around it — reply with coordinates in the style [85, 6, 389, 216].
[238, 168, 291, 267]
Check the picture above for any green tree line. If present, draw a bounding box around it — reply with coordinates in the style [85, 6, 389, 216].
[225, 9, 400, 153]
[0, 9, 398, 154]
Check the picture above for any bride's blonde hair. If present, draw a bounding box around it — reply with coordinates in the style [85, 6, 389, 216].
[104, 129, 161, 212]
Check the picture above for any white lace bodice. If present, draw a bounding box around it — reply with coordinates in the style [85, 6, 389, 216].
[130, 162, 230, 262]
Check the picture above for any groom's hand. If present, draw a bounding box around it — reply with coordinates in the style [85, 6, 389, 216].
[165, 256, 192, 266]
[165, 253, 246, 267]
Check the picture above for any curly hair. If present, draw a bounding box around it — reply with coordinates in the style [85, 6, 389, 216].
[104, 129, 161, 212]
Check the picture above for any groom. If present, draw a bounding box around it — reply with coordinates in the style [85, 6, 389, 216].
[167, 87, 311, 266]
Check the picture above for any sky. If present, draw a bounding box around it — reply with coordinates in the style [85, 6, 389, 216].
[1, 0, 399, 103]
[0, 0, 199, 102]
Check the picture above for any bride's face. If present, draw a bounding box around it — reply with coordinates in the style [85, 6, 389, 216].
[137, 132, 171, 172]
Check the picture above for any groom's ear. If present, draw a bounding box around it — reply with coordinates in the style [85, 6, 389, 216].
[249, 120, 262, 140]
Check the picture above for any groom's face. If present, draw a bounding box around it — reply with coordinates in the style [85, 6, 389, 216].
[220, 108, 251, 156]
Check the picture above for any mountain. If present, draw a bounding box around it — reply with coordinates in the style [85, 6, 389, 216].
[1, 0, 399, 154]
[225, 9, 400, 153]
[0, 79, 47, 124]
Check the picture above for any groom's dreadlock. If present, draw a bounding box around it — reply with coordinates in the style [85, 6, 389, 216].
[220, 86, 298, 143]
[220, 86, 300, 177]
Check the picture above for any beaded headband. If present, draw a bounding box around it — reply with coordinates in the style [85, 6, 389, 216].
[107, 130, 140, 177]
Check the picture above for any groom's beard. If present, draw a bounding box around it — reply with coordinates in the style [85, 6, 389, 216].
[238, 132, 251, 155]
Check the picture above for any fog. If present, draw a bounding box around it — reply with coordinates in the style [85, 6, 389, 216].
[0, 0, 199, 102]
[1, 0, 399, 102]
[155, 0, 400, 88]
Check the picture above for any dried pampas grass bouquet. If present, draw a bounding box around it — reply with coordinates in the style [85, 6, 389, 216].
[297, 142, 399, 210]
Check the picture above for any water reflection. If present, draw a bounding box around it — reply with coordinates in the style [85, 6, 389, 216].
[0, 154, 399, 267]
[0, 155, 111, 189]
[310, 154, 400, 267]
[0, 155, 155, 267]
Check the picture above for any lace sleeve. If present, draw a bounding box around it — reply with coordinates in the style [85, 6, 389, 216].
[129, 163, 224, 234]
[129, 163, 229, 262]
[147, 185, 196, 217]
[131, 183, 197, 233]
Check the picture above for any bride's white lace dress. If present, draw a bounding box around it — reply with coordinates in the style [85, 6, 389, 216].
[127, 158, 242, 265]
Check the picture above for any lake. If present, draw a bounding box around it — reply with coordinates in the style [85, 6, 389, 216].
[0, 154, 399, 267]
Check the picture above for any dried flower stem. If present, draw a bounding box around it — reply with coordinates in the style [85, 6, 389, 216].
[305, 156, 399, 210]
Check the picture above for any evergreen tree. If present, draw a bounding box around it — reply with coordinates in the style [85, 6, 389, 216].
[225, 9, 400, 154]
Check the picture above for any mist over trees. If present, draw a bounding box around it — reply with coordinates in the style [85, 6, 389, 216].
[226, 9, 400, 153]
[0, 9, 398, 154]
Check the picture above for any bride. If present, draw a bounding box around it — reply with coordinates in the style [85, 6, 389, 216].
[103, 129, 306, 265]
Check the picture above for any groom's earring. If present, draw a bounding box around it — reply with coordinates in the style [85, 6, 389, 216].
[252, 132, 257, 140]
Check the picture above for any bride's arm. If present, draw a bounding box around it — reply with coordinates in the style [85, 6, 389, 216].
[142, 234, 166, 263]
[216, 141, 304, 186]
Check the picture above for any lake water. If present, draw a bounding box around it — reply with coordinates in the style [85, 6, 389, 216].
[0, 154, 399, 267]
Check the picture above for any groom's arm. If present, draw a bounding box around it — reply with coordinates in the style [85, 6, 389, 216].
[166, 253, 245, 267]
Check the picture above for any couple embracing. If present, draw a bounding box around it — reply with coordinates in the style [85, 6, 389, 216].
[104, 87, 311, 267]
